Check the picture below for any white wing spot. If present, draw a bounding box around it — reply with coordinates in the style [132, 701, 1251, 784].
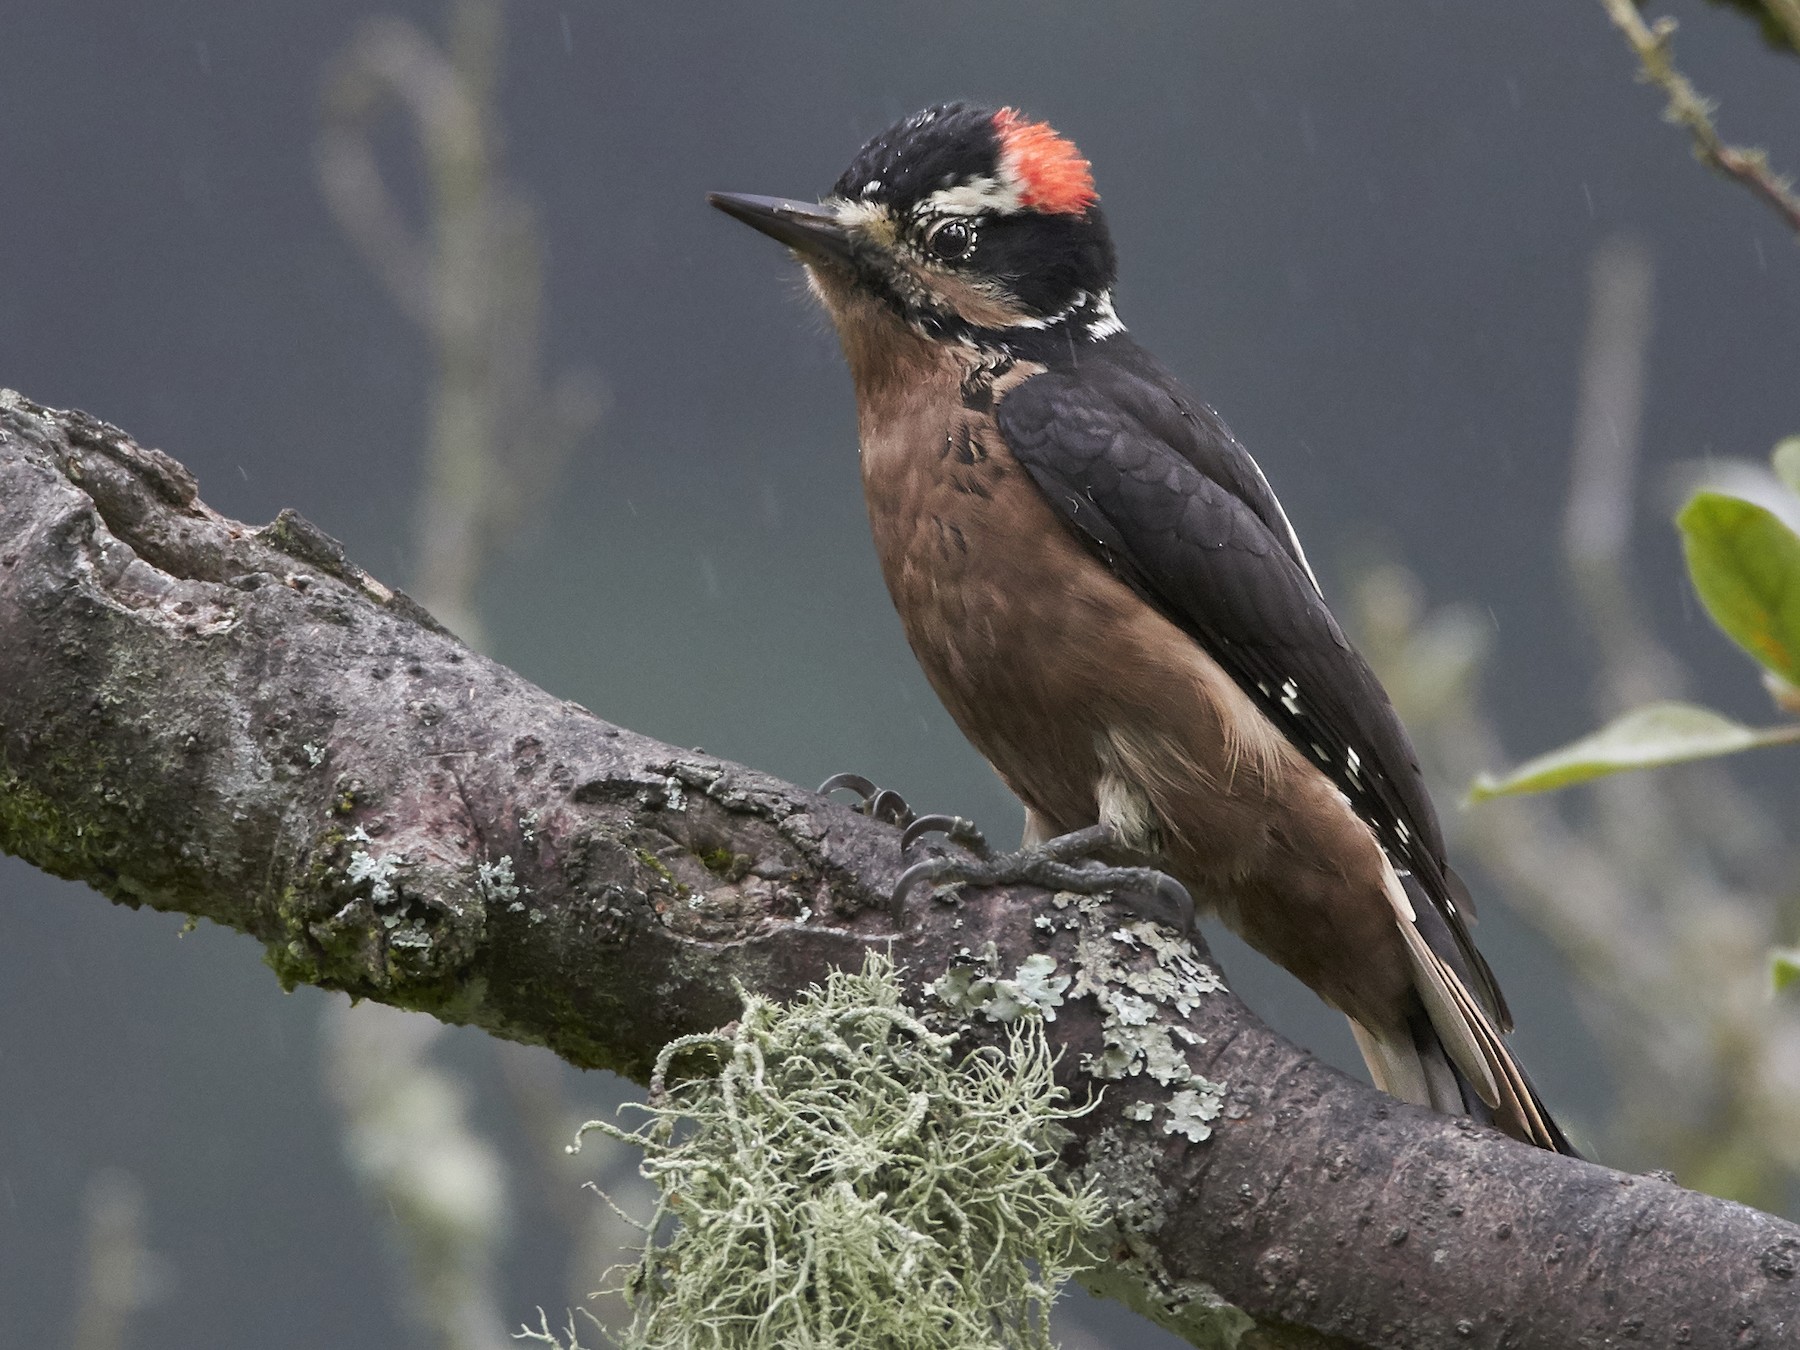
[1280, 679, 1302, 715]
[1346, 747, 1361, 778]
[861, 179, 882, 198]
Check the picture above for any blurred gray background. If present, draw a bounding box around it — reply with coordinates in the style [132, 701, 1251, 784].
[4, 2, 1799, 1346]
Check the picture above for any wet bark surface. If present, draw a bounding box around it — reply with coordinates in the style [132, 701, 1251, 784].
[2, 390, 1795, 1349]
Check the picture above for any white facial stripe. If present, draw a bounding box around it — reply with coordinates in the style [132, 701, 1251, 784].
[919, 177, 1023, 217]
[993, 145, 1048, 215]
[833, 199, 886, 228]
[1085, 291, 1126, 339]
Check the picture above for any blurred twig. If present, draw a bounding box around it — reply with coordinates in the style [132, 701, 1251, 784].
[1360, 237, 1800, 1210]
[316, 0, 603, 646]
[69, 1170, 157, 1350]
[1600, 0, 1800, 236]
[323, 1001, 513, 1350]
[1771, 0, 1800, 53]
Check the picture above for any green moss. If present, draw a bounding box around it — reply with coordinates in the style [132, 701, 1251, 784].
[696, 846, 752, 881]
[261, 823, 489, 1009]
[0, 745, 143, 891]
[633, 847, 675, 883]
[502, 964, 640, 1077]
[632, 844, 692, 900]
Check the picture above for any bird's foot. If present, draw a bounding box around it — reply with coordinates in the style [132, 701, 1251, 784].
[893, 821, 1193, 934]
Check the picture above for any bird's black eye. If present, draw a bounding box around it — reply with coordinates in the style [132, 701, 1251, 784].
[924, 217, 977, 262]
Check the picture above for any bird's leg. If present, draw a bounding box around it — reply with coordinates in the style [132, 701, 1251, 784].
[893, 819, 1193, 934]
[820, 775, 1186, 932]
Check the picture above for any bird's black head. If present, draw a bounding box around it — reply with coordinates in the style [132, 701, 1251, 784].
[711, 103, 1122, 353]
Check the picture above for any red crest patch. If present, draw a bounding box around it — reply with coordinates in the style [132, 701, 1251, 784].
[992, 108, 1097, 215]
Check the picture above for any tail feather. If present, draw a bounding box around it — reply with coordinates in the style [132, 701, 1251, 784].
[1349, 1017, 1461, 1117]
[1444, 865, 1512, 1031]
[1360, 865, 1580, 1156]
[1393, 913, 1501, 1108]
[1350, 1009, 1577, 1155]
[1379, 864, 1500, 1108]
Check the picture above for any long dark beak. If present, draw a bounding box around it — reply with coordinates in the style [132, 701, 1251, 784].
[708, 192, 852, 265]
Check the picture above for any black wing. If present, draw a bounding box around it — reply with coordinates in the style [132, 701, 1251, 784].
[997, 336, 1505, 1022]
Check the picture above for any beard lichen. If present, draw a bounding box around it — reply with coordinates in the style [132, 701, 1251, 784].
[532, 951, 1105, 1350]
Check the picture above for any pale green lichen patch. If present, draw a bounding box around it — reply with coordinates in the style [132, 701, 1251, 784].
[545, 952, 1103, 1350]
[1067, 909, 1227, 1142]
[1140, 1028, 1197, 1088]
[1110, 922, 1225, 1014]
[1057, 909, 1247, 1342]
[928, 947, 1072, 1022]
[1164, 1085, 1225, 1143]
[476, 855, 520, 908]
[1159, 1285, 1256, 1350]
[344, 827, 401, 907]
[1087, 1265, 1254, 1350]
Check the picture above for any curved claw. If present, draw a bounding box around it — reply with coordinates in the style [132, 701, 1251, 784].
[899, 813, 988, 855]
[1136, 869, 1196, 935]
[824, 777, 921, 831]
[1152, 871, 1193, 912]
[816, 773, 916, 827]
[866, 787, 914, 826]
[1102, 865, 1194, 936]
[818, 772, 880, 801]
[900, 813, 954, 853]
[890, 854, 960, 920]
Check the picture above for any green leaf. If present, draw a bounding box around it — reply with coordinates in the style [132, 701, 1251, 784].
[1468, 701, 1800, 801]
[1678, 491, 1800, 684]
[1773, 437, 1800, 497]
[1774, 949, 1800, 996]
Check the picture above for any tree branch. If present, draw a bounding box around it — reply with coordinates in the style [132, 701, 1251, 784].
[1600, 0, 1800, 237]
[2, 391, 1796, 1349]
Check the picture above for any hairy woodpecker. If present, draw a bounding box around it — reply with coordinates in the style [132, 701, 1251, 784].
[711, 102, 1574, 1153]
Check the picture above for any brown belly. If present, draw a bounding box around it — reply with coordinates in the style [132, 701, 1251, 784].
[864, 401, 1112, 823]
[859, 387, 1413, 1027]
